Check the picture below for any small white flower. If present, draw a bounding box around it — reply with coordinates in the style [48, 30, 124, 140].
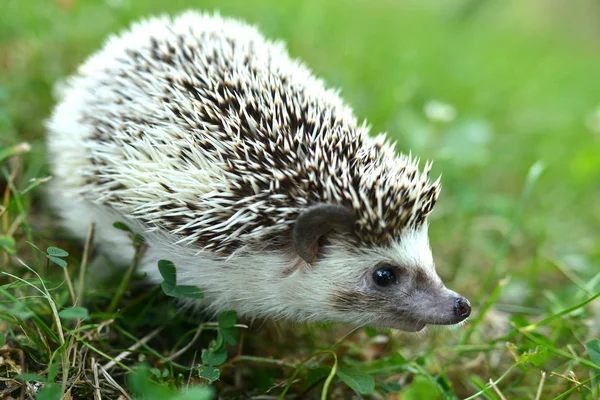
[585, 104, 600, 138]
[372, 334, 390, 344]
[424, 100, 456, 123]
[105, 0, 128, 9]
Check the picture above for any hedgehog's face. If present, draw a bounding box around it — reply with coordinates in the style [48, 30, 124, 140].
[324, 226, 470, 332]
[292, 204, 470, 331]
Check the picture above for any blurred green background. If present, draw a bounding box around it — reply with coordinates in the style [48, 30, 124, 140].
[1, 0, 599, 398]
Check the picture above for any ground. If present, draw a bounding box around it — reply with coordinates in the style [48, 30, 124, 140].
[1, 0, 600, 399]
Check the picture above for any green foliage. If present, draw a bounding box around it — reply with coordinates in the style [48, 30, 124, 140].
[113, 221, 132, 232]
[0, 142, 31, 163]
[158, 260, 204, 299]
[364, 326, 378, 337]
[336, 368, 375, 395]
[201, 344, 228, 367]
[46, 247, 68, 257]
[198, 365, 220, 382]
[27, 242, 70, 268]
[0, 235, 16, 254]
[15, 373, 47, 382]
[586, 339, 600, 367]
[518, 345, 550, 367]
[128, 365, 214, 400]
[218, 311, 237, 328]
[196, 310, 241, 383]
[158, 260, 177, 285]
[36, 383, 62, 400]
[400, 375, 443, 400]
[58, 306, 89, 320]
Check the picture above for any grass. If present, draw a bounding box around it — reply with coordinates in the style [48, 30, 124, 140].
[1, 0, 600, 398]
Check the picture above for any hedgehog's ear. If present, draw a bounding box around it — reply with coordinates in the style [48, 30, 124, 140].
[292, 204, 356, 265]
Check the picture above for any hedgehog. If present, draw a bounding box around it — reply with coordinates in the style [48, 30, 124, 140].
[46, 11, 470, 332]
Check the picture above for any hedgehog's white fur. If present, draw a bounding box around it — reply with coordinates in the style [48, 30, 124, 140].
[46, 11, 467, 330]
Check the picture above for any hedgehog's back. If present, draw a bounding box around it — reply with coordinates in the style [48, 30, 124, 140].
[47, 12, 364, 251]
[47, 11, 437, 255]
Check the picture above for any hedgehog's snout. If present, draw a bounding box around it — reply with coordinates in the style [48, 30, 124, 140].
[454, 296, 471, 321]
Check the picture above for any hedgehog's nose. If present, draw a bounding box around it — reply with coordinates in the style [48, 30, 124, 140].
[454, 297, 471, 321]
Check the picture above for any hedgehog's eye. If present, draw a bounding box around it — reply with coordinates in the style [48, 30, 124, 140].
[373, 266, 396, 287]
